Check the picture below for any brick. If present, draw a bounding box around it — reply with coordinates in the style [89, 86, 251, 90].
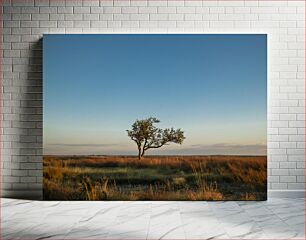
[130, 14, 149, 21]
[297, 176, 305, 183]
[185, 0, 202, 7]
[3, 20, 19, 28]
[218, 1, 244, 6]
[21, 7, 39, 14]
[12, 28, 31, 35]
[210, 21, 234, 28]
[280, 176, 296, 183]
[234, 7, 251, 13]
[4, 176, 20, 183]
[280, 142, 296, 148]
[121, 20, 139, 28]
[288, 183, 305, 189]
[185, 14, 202, 21]
[297, 141, 305, 148]
[269, 176, 279, 183]
[251, 21, 279, 28]
[177, 7, 196, 14]
[65, 14, 83, 20]
[4, 49, 20, 57]
[177, 21, 194, 28]
[20, 177, 37, 183]
[99, 13, 113, 20]
[279, 100, 299, 106]
[288, 155, 305, 162]
[280, 49, 297, 57]
[289, 121, 305, 128]
[158, 21, 176, 28]
[158, 7, 176, 14]
[112, 13, 128, 21]
[39, 21, 57, 28]
[139, 7, 157, 13]
[130, 0, 147, 6]
[289, 169, 305, 176]
[279, 114, 296, 121]
[31, 27, 49, 35]
[2, 169, 12, 176]
[83, 0, 99, 6]
[289, 134, 305, 142]
[74, 7, 90, 14]
[12, 14, 31, 20]
[112, 0, 129, 6]
[83, 13, 99, 20]
[57, 21, 73, 28]
[32, 13, 50, 21]
[271, 121, 288, 128]
[12, 43, 30, 50]
[168, 14, 184, 21]
[35, 0, 49, 6]
[168, 0, 184, 7]
[148, 0, 167, 7]
[139, 20, 158, 28]
[28, 170, 43, 177]
[251, 7, 279, 14]
[296, 161, 305, 168]
[61, 0, 79, 6]
[287, 149, 305, 155]
[90, 21, 107, 28]
[11, 183, 28, 189]
[50, 14, 65, 20]
[195, 7, 209, 14]
[12, 170, 28, 177]
[271, 183, 287, 189]
[289, 107, 304, 114]
[279, 7, 297, 14]
[57, 7, 73, 14]
[269, 149, 287, 155]
[219, 14, 244, 20]
[150, 14, 168, 21]
[269, 162, 279, 169]
[3, 6, 21, 14]
[12, 0, 34, 7]
[90, 6, 104, 13]
[121, 7, 138, 14]
[280, 162, 296, 169]
[39, 6, 57, 13]
[74, 21, 90, 28]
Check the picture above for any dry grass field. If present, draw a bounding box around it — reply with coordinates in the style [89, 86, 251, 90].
[43, 155, 267, 201]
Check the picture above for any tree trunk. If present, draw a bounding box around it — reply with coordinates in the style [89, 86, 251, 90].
[138, 146, 142, 160]
[141, 148, 146, 158]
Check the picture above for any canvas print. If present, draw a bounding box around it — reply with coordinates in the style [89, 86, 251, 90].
[43, 34, 267, 200]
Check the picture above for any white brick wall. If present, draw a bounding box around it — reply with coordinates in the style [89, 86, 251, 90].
[1, 0, 305, 199]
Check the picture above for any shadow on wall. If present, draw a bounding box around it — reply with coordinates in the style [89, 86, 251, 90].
[2, 38, 43, 200]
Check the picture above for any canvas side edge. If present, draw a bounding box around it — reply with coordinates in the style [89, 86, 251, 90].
[1, 190, 304, 200]
[1, 190, 42, 200]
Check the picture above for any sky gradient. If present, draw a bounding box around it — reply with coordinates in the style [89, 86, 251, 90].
[43, 34, 267, 155]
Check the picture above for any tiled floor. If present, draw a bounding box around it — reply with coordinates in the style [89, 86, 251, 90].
[1, 198, 305, 239]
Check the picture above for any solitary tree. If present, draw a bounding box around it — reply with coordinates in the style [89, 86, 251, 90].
[127, 117, 185, 160]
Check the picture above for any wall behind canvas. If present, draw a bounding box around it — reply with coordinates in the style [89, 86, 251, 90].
[1, 0, 304, 199]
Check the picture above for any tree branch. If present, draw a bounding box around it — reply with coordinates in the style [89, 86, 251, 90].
[146, 143, 165, 149]
[141, 138, 148, 156]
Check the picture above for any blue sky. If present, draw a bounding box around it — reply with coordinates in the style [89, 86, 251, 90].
[43, 34, 267, 155]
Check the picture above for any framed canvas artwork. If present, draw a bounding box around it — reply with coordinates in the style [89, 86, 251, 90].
[43, 34, 267, 200]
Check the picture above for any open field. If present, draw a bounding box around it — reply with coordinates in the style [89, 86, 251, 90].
[43, 155, 267, 201]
